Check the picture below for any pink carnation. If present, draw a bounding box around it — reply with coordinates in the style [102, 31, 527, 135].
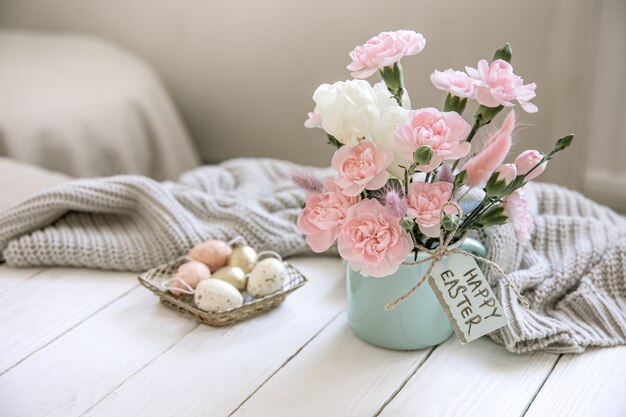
[515, 150, 546, 181]
[347, 30, 426, 79]
[338, 199, 413, 277]
[466, 59, 538, 113]
[504, 189, 534, 244]
[332, 140, 392, 196]
[464, 110, 515, 186]
[395, 108, 471, 172]
[430, 69, 474, 98]
[404, 181, 454, 237]
[297, 179, 360, 252]
[304, 112, 322, 129]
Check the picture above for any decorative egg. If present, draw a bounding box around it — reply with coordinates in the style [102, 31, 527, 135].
[212, 266, 247, 291]
[187, 240, 232, 271]
[175, 261, 211, 288]
[167, 277, 194, 296]
[228, 245, 258, 273]
[194, 279, 243, 312]
[247, 258, 286, 297]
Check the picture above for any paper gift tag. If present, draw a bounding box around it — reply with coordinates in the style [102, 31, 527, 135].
[428, 253, 507, 344]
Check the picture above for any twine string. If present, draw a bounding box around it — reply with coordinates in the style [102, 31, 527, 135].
[257, 250, 283, 262]
[227, 236, 249, 247]
[161, 276, 195, 295]
[385, 201, 530, 311]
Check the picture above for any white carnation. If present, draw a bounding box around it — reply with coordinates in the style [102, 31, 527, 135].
[370, 105, 411, 178]
[312, 80, 379, 147]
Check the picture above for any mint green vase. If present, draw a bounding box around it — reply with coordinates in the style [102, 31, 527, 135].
[346, 237, 486, 350]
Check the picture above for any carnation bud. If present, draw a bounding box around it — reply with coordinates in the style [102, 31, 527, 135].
[441, 214, 459, 231]
[554, 134, 574, 152]
[515, 150, 546, 181]
[400, 217, 414, 231]
[486, 164, 517, 198]
[495, 164, 517, 185]
[413, 145, 433, 166]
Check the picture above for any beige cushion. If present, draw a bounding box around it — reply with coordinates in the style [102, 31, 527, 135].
[0, 30, 200, 179]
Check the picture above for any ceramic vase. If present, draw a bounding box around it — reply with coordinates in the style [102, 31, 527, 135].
[346, 237, 486, 350]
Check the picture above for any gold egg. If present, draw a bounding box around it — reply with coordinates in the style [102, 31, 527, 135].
[227, 245, 258, 273]
[211, 266, 247, 291]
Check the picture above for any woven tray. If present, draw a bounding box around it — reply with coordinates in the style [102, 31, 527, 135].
[138, 256, 307, 326]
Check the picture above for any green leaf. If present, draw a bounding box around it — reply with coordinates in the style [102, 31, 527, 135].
[453, 169, 467, 192]
[326, 134, 342, 149]
[476, 206, 508, 227]
[485, 173, 508, 198]
[506, 175, 526, 193]
[493, 43, 513, 63]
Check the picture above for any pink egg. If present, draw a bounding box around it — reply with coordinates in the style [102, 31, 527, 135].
[176, 261, 211, 288]
[187, 240, 232, 272]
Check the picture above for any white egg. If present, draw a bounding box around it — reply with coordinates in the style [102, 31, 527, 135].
[194, 279, 243, 312]
[247, 258, 286, 297]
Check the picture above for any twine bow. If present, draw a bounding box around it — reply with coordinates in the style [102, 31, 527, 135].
[385, 201, 530, 311]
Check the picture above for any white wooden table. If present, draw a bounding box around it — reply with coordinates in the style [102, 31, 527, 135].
[1, 159, 625, 417]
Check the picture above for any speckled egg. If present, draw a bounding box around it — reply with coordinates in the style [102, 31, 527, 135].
[187, 240, 232, 272]
[175, 261, 211, 288]
[194, 279, 243, 312]
[247, 258, 286, 297]
[212, 266, 247, 291]
[228, 245, 258, 273]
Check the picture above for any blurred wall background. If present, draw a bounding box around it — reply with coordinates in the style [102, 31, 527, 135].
[0, 0, 624, 209]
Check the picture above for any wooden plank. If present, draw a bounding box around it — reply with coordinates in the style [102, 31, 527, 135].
[378, 337, 559, 417]
[0, 288, 197, 417]
[230, 314, 434, 417]
[0, 267, 137, 374]
[0, 265, 47, 292]
[525, 347, 626, 417]
[82, 257, 346, 417]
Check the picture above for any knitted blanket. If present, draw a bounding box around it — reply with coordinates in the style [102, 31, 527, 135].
[0, 158, 625, 354]
[482, 183, 626, 353]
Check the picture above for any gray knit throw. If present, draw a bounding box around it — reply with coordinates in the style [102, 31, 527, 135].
[0, 158, 625, 354]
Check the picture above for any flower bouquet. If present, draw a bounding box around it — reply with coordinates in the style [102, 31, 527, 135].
[295, 30, 573, 349]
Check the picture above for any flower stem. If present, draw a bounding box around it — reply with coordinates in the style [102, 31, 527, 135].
[403, 166, 409, 196]
[457, 198, 501, 236]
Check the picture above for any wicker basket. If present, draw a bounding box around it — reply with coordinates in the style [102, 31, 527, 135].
[138, 256, 307, 326]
